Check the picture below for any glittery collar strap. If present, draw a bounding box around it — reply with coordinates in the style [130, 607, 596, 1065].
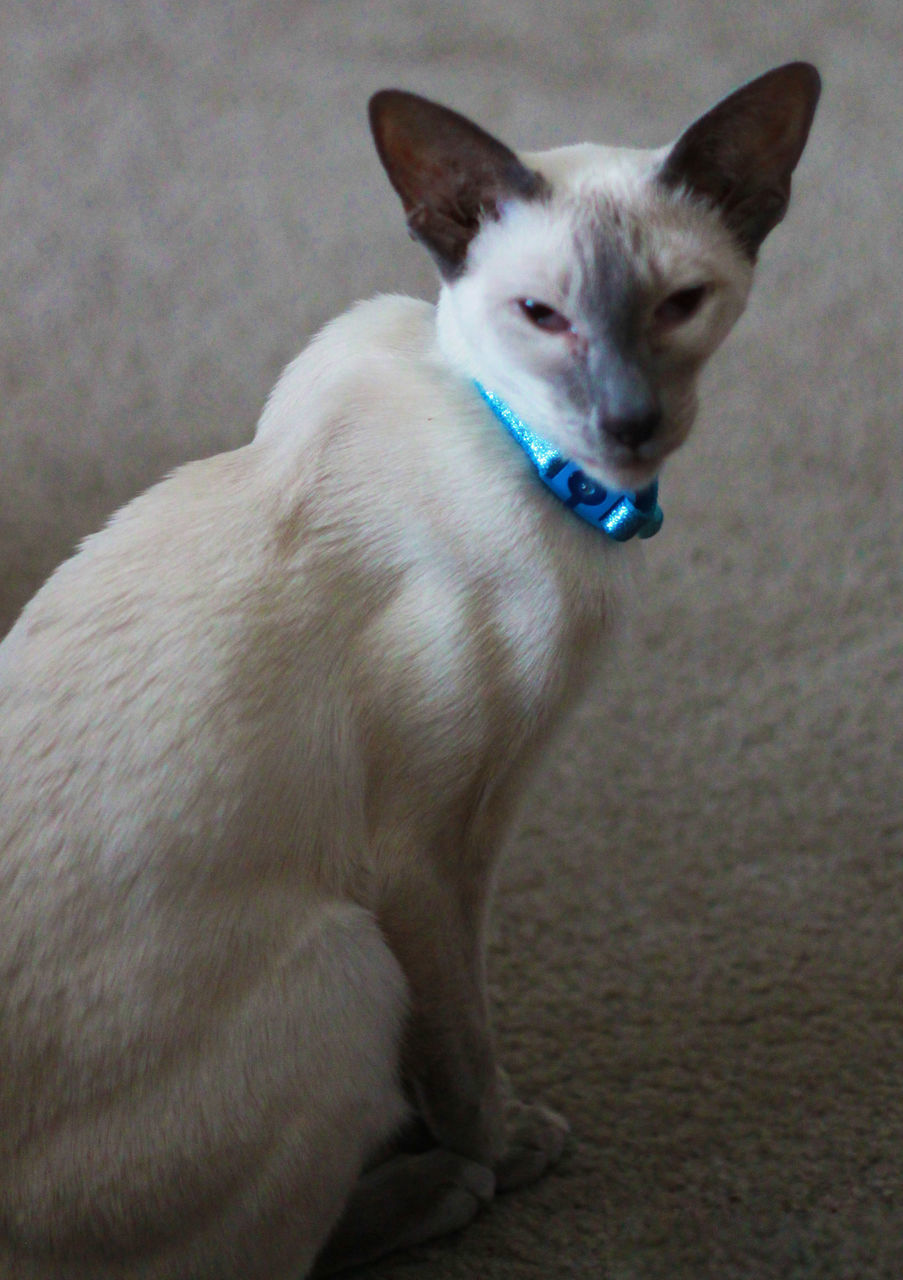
[474, 382, 663, 542]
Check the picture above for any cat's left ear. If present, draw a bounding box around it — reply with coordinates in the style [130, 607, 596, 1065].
[369, 89, 548, 279]
[660, 62, 821, 258]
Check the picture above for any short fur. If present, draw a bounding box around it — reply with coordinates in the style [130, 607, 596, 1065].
[0, 64, 819, 1279]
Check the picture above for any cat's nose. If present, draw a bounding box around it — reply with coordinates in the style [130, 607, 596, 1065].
[603, 406, 662, 450]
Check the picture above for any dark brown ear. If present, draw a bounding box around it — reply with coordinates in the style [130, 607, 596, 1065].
[369, 89, 548, 278]
[659, 62, 821, 258]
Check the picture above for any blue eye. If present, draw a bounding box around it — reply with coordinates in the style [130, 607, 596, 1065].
[518, 299, 571, 333]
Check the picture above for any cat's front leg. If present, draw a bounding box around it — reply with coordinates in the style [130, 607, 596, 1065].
[379, 878, 569, 1191]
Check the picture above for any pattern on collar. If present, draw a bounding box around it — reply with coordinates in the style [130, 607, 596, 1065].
[474, 382, 664, 542]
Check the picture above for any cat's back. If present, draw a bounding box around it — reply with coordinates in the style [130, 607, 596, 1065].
[0, 294, 449, 880]
[0, 444, 271, 884]
[0, 443, 267, 738]
[0, 295, 432, 722]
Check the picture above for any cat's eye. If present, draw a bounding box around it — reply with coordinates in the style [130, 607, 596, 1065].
[654, 284, 708, 327]
[517, 298, 571, 333]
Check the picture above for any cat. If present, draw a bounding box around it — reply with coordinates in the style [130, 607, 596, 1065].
[0, 62, 819, 1279]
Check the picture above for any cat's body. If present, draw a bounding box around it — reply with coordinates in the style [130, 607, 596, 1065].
[0, 66, 819, 1279]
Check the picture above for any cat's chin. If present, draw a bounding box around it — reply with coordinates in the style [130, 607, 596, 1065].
[577, 454, 662, 492]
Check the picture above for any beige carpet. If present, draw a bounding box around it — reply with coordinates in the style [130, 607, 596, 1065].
[2, 2, 901, 1276]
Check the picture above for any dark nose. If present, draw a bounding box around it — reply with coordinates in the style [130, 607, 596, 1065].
[603, 405, 662, 450]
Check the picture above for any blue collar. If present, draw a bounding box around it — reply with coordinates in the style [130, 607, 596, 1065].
[474, 382, 663, 542]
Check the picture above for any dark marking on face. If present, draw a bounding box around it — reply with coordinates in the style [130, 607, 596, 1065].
[571, 205, 661, 444]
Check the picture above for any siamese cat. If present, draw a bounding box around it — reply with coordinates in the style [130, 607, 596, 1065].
[0, 63, 819, 1279]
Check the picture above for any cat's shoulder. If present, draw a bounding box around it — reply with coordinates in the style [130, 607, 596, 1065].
[339, 293, 435, 347]
[309, 294, 435, 370]
[255, 294, 440, 445]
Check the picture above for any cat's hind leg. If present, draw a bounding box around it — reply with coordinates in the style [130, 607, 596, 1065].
[0, 901, 412, 1280]
[2, 901, 497, 1280]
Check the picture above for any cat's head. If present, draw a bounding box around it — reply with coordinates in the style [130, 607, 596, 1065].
[370, 64, 820, 490]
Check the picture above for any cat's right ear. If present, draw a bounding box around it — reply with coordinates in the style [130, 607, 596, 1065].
[369, 90, 548, 279]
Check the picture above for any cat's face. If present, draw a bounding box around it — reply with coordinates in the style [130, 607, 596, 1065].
[435, 144, 753, 489]
[371, 64, 819, 490]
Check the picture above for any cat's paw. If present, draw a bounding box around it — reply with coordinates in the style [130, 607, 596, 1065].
[435, 1149, 497, 1209]
[311, 1148, 496, 1276]
[494, 1099, 570, 1191]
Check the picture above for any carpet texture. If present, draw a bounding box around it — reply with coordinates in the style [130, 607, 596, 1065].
[2, 2, 901, 1277]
